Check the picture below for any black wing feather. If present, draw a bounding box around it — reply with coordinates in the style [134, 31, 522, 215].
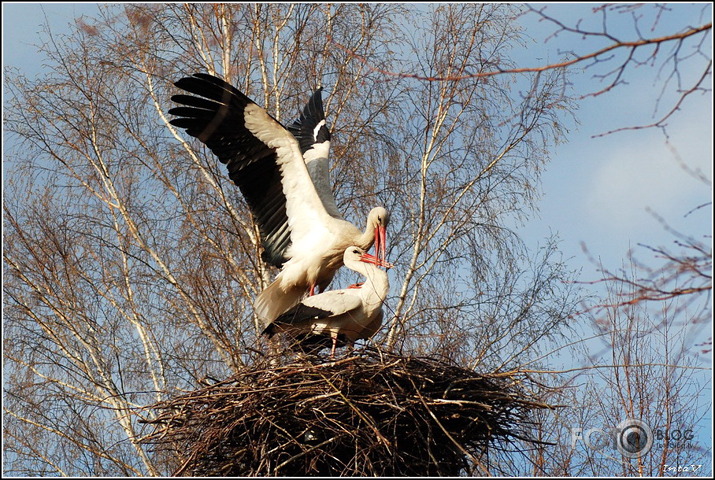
[286, 87, 331, 153]
[168, 73, 292, 266]
[261, 303, 334, 337]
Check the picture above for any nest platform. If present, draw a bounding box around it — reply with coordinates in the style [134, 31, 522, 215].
[141, 349, 552, 476]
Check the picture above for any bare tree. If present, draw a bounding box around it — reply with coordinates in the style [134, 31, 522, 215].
[7, 3, 707, 476]
[497, 4, 712, 476]
[519, 254, 711, 477]
[4, 3, 576, 476]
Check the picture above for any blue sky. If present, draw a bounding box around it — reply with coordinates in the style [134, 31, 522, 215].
[3, 1, 712, 472]
[515, 3, 712, 278]
[3, 2, 711, 359]
[4, 3, 710, 274]
[3, 3, 102, 74]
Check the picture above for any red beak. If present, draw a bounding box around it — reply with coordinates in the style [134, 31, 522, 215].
[360, 252, 394, 269]
[374, 225, 387, 264]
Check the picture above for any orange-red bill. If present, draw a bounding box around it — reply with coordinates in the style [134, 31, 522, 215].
[374, 225, 387, 264]
[360, 252, 394, 269]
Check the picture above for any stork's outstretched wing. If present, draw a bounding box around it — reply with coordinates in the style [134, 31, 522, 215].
[287, 87, 342, 218]
[169, 73, 333, 267]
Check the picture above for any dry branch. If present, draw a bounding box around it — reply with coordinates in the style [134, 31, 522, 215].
[141, 349, 554, 476]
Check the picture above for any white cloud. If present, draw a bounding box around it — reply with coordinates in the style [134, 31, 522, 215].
[583, 81, 712, 238]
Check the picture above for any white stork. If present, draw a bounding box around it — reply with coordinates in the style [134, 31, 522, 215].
[262, 246, 392, 357]
[168, 73, 390, 327]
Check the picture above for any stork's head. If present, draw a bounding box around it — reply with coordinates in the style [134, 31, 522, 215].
[344, 246, 393, 270]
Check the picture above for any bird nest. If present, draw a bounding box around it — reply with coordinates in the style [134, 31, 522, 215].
[141, 349, 553, 476]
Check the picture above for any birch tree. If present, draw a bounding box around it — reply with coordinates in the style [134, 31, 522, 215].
[4, 4, 574, 475]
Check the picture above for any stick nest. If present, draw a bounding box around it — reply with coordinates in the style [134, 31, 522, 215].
[141, 349, 552, 476]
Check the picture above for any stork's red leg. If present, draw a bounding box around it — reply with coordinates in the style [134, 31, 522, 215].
[329, 335, 337, 358]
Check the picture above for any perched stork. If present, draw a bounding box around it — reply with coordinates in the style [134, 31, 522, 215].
[262, 246, 392, 357]
[168, 73, 390, 327]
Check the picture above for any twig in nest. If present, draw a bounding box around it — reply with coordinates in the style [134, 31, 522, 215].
[141, 349, 555, 476]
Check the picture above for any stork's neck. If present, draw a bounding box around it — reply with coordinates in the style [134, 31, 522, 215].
[354, 264, 389, 304]
[357, 220, 376, 251]
[305, 156, 341, 219]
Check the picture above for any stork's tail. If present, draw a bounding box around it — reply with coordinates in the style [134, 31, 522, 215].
[254, 279, 306, 330]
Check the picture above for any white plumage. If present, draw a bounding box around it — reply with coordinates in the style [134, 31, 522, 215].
[262, 246, 392, 356]
[168, 74, 390, 327]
